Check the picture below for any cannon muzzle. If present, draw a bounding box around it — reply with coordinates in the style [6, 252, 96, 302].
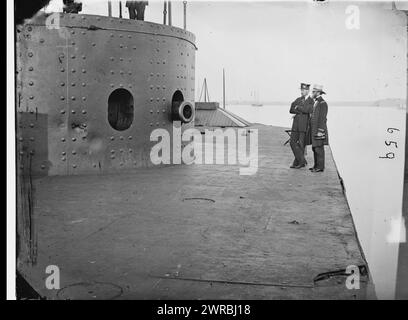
[172, 100, 195, 123]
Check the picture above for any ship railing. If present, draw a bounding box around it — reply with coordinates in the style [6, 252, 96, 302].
[107, 1, 188, 30]
[53, 1, 188, 30]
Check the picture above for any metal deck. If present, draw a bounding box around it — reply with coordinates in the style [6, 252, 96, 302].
[19, 124, 369, 299]
[195, 107, 251, 127]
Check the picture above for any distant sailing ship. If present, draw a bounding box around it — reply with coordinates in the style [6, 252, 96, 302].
[251, 90, 263, 107]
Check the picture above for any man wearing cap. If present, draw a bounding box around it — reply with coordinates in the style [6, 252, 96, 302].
[309, 84, 329, 172]
[289, 83, 314, 169]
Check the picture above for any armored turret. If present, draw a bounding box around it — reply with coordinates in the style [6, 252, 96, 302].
[16, 12, 196, 176]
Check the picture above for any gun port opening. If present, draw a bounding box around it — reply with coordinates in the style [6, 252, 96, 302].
[108, 89, 134, 131]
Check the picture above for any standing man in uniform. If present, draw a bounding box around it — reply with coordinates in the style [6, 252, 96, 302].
[309, 84, 329, 172]
[126, 1, 148, 21]
[289, 83, 314, 169]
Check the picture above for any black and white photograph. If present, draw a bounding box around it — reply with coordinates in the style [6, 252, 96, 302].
[6, 0, 408, 303]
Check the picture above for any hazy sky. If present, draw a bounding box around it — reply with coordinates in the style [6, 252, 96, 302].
[44, 1, 407, 102]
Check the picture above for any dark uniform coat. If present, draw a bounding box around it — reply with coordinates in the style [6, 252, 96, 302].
[309, 96, 329, 147]
[126, 1, 149, 7]
[290, 96, 313, 133]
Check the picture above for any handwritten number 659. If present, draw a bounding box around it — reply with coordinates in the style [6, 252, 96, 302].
[379, 128, 399, 159]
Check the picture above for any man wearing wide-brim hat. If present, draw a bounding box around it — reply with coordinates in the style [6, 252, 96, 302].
[309, 84, 329, 172]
